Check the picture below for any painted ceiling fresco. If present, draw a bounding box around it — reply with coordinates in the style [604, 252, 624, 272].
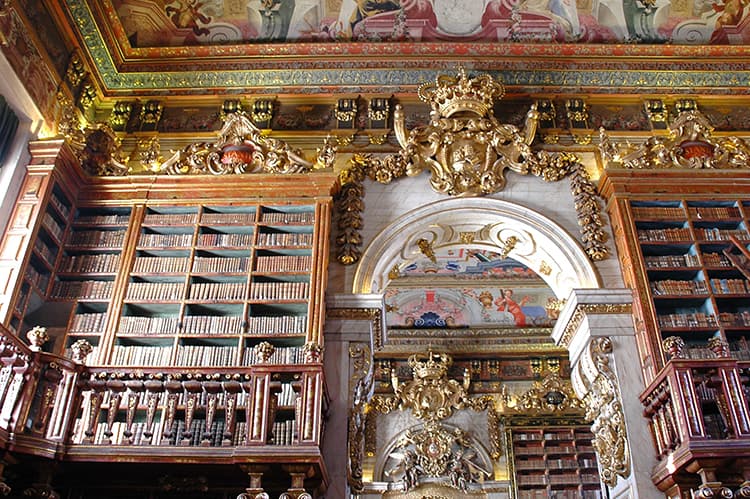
[385, 249, 558, 329]
[113, 0, 745, 46]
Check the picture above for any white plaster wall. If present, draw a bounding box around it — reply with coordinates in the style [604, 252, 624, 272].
[328, 170, 624, 294]
[0, 52, 45, 235]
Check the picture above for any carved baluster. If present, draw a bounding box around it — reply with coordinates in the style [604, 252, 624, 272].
[299, 371, 320, 443]
[292, 379, 302, 444]
[280, 465, 313, 499]
[719, 364, 750, 437]
[34, 365, 63, 435]
[160, 380, 182, 445]
[143, 379, 164, 444]
[245, 375, 270, 444]
[181, 380, 202, 445]
[201, 381, 221, 446]
[240, 380, 254, 446]
[222, 380, 241, 446]
[122, 380, 144, 444]
[83, 379, 106, 444]
[104, 379, 125, 444]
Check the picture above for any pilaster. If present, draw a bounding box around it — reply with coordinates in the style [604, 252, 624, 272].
[552, 288, 661, 499]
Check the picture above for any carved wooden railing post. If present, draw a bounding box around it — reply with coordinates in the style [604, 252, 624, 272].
[82, 377, 105, 444]
[143, 379, 164, 443]
[103, 378, 125, 444]
[122, 379, 144, 444]
[246, 373, 270, 444]
[298, 370, 322, 445]
[222, 379, 241, 446]
[160, 379, 182, 444]
[201, 380, 221, 446]
[552, 288, 661, 499]
[181, 379, 202, 445]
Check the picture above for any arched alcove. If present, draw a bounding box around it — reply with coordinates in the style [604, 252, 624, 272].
[352, 197, 601, 299]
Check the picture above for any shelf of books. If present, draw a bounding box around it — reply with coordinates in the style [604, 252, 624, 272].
[627, 199, 750, 363]
[108, 203, 316, 367]
[511, 427, 603, 499]
[8, 183, 73, 336]
[55, 206, 133, 363]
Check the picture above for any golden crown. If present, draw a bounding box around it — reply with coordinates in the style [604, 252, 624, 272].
[408, 350, 452, 380]
[417, 68, 505, 118]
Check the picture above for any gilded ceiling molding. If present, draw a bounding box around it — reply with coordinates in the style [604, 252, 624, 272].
[557, 303, 632, 349]
[599, 106, 750, 169]
[334, 69, 608, 265]
[571, 337, 630, 487]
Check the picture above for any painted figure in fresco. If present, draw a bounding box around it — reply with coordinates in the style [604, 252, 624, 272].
[494, 289, 530, 326]
[165, 0, 212, 36]
[710, 0, 750, 42]
[339, 0, 402, 34]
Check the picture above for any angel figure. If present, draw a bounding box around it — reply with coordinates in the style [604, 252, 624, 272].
[384, 449, 421, 491]
[447, 448, 490, 492]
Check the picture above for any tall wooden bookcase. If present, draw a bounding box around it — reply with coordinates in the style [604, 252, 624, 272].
[0, 140, 337, 496]
[601, 169, 750, 382]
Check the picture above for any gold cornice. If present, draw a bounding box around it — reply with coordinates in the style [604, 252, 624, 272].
[558, 303, 633, 349]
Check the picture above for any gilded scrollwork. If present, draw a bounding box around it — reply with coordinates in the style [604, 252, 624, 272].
[571, 337, 630, 487]
[599, 108, 750, 170]
[500, 372, 584, 416]
[347, 344, 373, 494]
[156, 111, 336, 175]
[333, 69, 609, 265]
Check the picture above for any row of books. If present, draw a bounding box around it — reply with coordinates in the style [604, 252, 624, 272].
[644, 254, 700, 268]
[247, 315, 307, 335]
[257, 232, 312, 247]
[175, 345, 238, 366]
[703, 253, 733, 267]
[261, 212, 314, 224]
[710, 278, 750, 294]
[34, 238, 57, 264]
[182, 315, 245, 335]
[197, 232, 253, 247]
[650, 279, 708, 296]
[143, 213, 199, 225]
[60, 253, 120, 273]
[126, 281, 184, 301]
[192, 256, 250, 273]
[118, 316, 181, 335]
[631, 206, 686, 219]
[689, 206, 742, 219]
[546, 459, 579, 470]
[50, 193, 71, 218]
[248, 281, 309, 301]
[70, 312, 108, 333]
[26, 265, 50, 291]
[255, 255, 311, 273]
[42, 212, 65, 240]
[68, 230, 125, 248]
[695, 228, 750, 241]
[52, 279, 113, 300]
[514, 446, 545, 456]
[269, 419, 296, 445]
[515, 459, 546, 470]
[138, 232, 193, 248]
[132, 256, 190, 273]
[110, 345, 172, 365]
[201, 212, 256, 224]
[242, 346, 305, 366]
[719, 311, 750, 327]
[637, 228, 692, 242]
[657, 312, 718, 328]
[75, 214, 130, 225]
[188, 281, 246, 301]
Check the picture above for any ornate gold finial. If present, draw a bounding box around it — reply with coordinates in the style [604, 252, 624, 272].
[418, 66, 505, 118]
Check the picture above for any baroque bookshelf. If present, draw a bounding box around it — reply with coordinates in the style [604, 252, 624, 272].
[510, 426, 603, 499]
[0, 140, 336, 494]
[600, 169, 750, 381]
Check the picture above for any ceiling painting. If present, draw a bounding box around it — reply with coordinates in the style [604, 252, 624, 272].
[108, 0, 748, 46]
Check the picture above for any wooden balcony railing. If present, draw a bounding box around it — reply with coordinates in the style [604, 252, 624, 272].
[0, 323, 327, 465]
[641, 356, 750, 493]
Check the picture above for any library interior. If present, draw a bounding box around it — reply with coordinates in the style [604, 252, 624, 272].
[1, 1, 750, 498]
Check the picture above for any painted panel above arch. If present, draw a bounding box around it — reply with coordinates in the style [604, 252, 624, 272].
[352, 197, 601, 298]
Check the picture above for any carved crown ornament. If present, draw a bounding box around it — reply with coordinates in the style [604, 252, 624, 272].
[599, 106, 750, 169]
[335, 69, 609, 265]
